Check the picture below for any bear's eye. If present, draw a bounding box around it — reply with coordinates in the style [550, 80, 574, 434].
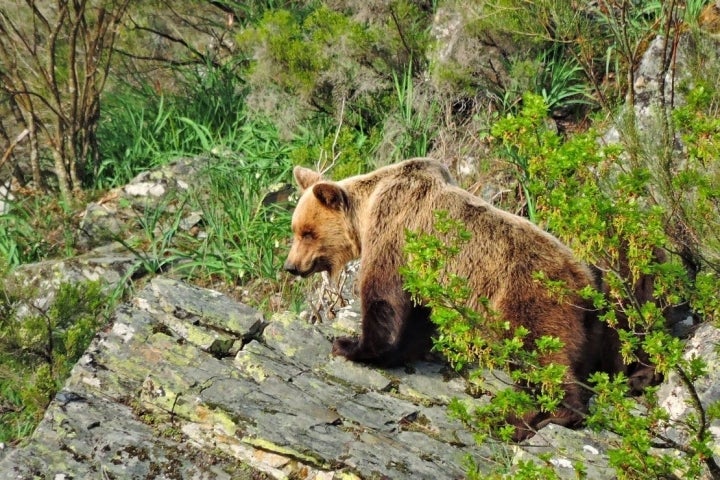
[300, 230, 316, 240]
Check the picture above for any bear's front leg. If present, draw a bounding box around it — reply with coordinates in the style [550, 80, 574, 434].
[331, 298, 408, 366]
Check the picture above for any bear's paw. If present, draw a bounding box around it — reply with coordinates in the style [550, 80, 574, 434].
[332, 336, 361, 359]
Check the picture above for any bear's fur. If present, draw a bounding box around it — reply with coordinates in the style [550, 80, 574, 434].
[283, 158, 617, 440]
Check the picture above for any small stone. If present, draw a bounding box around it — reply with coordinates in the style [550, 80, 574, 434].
[583, 445, 600, 455]
[550, 457, 574, 469]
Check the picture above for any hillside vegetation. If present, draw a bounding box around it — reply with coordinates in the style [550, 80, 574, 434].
[1, 1, 719, 478]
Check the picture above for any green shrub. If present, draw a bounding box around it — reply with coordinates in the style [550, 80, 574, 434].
[237, 2, 437, 150]
[409, 92, 719, 477]
[289, 118, 374, 180]
[462, 0, 689, 114]
[0, 281, 110, 444]
[238, 6, 379, 110]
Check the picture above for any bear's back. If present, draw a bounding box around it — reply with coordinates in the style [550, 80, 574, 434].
[356, 160, 594, 304]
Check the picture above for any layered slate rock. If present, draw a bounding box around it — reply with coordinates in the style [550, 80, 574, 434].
[0, 277, 497, 479]
[657, 323, 720, 456]
[5, 274, 718, 478]
[6, 241, 143, 317]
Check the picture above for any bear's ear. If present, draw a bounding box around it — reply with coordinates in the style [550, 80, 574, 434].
[293, 166, 322, 191]
[312, 182, 349, 211]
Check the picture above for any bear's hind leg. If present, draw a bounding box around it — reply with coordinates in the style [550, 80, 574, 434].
[508, 376, 589, 441]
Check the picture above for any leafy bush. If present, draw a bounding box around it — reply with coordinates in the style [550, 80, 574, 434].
[0, 281, 110, 444]
[404, 92, 719, 477]
[237, 6, 380, 118]
[499, 92, 719, 478]
[290, 119, 374, 180]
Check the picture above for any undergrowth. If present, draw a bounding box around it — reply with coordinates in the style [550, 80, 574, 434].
[0, 281, 110, 444]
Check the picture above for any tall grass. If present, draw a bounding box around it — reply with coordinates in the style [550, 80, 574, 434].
[94, 61, 303, 288]
[173, 122, 294, 285]
[390, 63, 438, 160]
[96, 62, 249, 190]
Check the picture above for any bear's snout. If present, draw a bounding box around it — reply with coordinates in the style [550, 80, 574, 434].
[283, 260, 301, 276]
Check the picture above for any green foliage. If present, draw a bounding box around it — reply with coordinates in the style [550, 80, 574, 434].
[537, 46, 592, 112]
[483, 93, 719, 477]
[287, 61, 439, 177]
[105, 122, 294, 291]
[0, 281, 110, 444]
[289, 118, 373, 180]
[402, 210, 568, 453]
[490, 92, 559, 221]
[670, 81, 720, 274]
[237, 1, 437, 160]
[0, 208, 47, 270]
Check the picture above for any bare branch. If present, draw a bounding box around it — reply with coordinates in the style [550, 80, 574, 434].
[0, 128, 29, 171]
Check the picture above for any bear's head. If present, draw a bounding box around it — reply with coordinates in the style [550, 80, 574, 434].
[283, 166, 360, 281]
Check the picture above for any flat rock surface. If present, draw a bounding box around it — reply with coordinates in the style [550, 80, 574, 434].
[14, 270, 720, 480]
[9, 275, 714, 478]
[0, 277, 506, 479]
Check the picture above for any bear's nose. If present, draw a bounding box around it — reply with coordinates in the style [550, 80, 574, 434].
[283, 260, 300, 276]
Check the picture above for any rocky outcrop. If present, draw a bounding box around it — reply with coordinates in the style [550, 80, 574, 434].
[0, 277, 470, 478]
[77, 157, 206, 250]
[0, 275, 626, 479]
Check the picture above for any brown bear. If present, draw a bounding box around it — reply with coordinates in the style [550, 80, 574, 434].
[283, 158, 615, 440]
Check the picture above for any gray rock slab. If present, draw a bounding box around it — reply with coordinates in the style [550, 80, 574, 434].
[77, 157, 207, 249]
[0, 277, 493, 479]
[335, 390, 421, 432]
[262, 311, 334, 368]
[8, 242, 142, 309]
[657, 323, 720, 464]
[321, 356, 393, 391]
[234, 339, 307, 382]
[26, 268, 720, 479]
[149, 277, 265, 338]
[386, 361, 472, 403]
[11, 274, 688, 479]
[0, 390, 245, 480]
[511, 424, 617, 479]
